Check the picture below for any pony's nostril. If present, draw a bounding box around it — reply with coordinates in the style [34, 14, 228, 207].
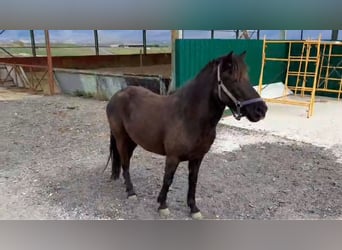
[256, 106, 262, 114]
[255, 105, 266, 117]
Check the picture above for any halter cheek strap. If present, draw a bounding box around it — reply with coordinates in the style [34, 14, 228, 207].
[217, 63, 264, 120]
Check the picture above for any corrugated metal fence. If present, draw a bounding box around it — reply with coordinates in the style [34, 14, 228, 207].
[175, 39, 287, 88]
[174, 39, 342, 98]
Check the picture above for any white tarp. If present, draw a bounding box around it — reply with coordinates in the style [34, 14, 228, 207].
[254, 82, 293, 99]
[223, 82, 293, 113]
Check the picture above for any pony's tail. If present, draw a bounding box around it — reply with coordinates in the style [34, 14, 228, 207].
[103, 133, 121, 180]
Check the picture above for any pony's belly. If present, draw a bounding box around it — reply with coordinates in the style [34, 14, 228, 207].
[183, 144, 212, 160]
[128, 130, 166, 156]
[140, 143, 166, 156]
[136, 139, 166, 155]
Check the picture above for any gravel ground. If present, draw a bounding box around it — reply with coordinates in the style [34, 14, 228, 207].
[1, 94, 341, 220]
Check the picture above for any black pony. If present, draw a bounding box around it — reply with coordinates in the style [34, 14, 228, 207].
[105, 51, 267, 219]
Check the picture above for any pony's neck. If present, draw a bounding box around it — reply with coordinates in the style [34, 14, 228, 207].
[177, 63, 226, 128]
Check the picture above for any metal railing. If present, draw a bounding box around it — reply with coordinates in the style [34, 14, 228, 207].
[0, 30, 340, 58]
[0, 62, 49, 92]
[0, 47, 14, 57]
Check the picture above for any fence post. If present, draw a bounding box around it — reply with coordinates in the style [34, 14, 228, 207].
[331, 30, 338, 41]
[169, 30, 181, 93]
[44, 30, 54, 95]
[94, 30, 99, 55]
[30, 30, 36, 57]
[142, 30, 147, 55]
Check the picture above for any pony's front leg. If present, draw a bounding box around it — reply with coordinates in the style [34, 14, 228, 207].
[187, 157, 204, 219]
[157, 156, 180, 217]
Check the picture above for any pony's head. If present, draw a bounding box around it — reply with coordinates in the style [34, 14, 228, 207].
[215, 51, 267, 122]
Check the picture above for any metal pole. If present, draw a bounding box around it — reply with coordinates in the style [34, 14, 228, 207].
[211, 30, 214, 39]
[280, 30, 287, 40]
[142, 30, 147, 55]
[44, 30, 54, 95]
[300, 30, 304, 40]
[236, 30, 239, 39]
[257, 30, 260, 40]
[331, 30, 338, 41]
[140, 49, 143, 67]
[94, 30, 99, 55]
[30, 30, 36, 57]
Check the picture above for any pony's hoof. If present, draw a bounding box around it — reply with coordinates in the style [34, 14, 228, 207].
[110, 175, 119, 181]
[191, 212, 203, 220]
[128, 194, 137, 200]
[159, 208, 170, 217]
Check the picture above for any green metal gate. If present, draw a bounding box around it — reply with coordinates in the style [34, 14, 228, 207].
[175, 39, 341, 99]
[175, 39, 288, 88]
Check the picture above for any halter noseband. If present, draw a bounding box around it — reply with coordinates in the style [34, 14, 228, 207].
[217, 63, 264, 120]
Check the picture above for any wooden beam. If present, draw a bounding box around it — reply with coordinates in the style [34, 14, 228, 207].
[170, 30, 180, 92]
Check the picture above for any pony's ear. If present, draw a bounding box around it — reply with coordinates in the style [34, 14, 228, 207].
[219, 51, 233, 71]
[240, 51, 247, 59]
[226, 51, 233, 61]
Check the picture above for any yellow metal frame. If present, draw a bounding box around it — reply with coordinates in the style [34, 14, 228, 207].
[316, 42, 342, 100]
[286, 42, 342, 102]
[258, 36, 322, 118]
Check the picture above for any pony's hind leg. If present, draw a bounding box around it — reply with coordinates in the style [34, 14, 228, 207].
[116, 135, 137, 198]
[109, 133, 121, 180]
[157, 156, 180, 217]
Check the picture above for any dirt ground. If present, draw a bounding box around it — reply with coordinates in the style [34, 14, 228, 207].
[0, 94, 341, 220]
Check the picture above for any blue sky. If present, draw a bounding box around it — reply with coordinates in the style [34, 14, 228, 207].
[0, 30, 338, 44]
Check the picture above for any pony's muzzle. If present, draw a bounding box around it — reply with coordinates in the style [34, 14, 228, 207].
[244, 101, 268, 122]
